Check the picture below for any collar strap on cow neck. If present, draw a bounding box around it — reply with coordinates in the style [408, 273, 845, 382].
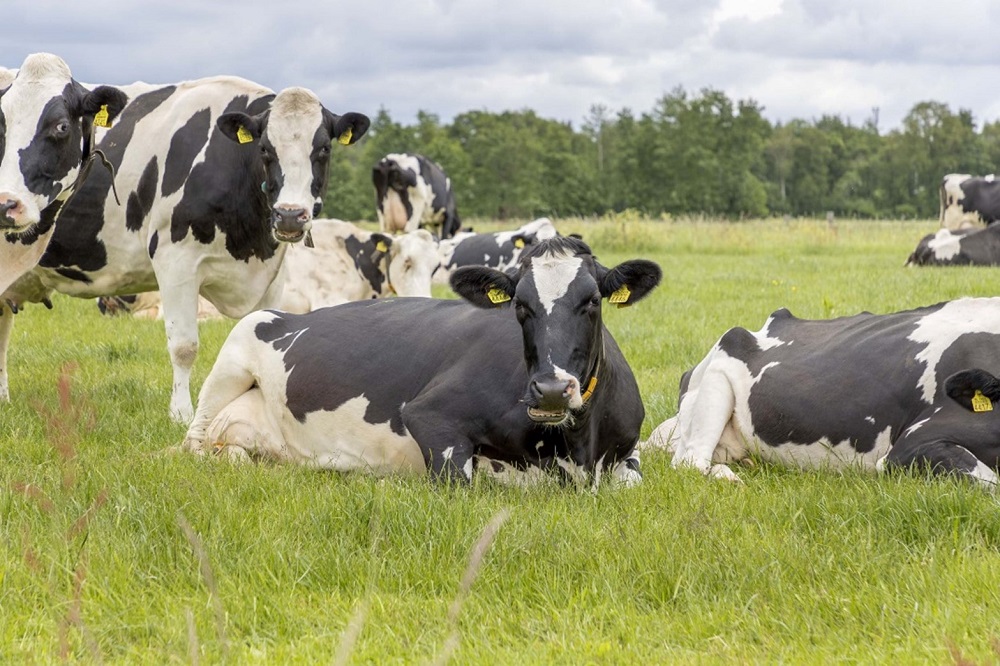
[60, 124, 120, 210]
[378, 243, 396, 295]
[581, 356, 601, 405]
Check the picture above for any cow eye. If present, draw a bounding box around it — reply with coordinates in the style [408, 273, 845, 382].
[318, 145, 330, 157]
[54, 120, 70, 137]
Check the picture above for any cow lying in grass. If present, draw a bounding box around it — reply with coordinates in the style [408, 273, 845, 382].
[178, 236, 661, 486]
[645, 298, 1000, 487]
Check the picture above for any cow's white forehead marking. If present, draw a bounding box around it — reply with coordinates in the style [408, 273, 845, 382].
[529, 252, 583, 315]
[909, 298, 1000, 403]
[267, 87, 323, 212]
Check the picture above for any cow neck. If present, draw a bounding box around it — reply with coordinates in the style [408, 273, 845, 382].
[58, 125, 121, 213]
[578, 336, 606, 409]
[380, 249, 396, 295]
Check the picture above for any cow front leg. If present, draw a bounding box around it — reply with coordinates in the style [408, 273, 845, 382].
[157, 284, 202, 423]
[671, 367, 742, 482]
[880, 440, 999, 489]
[0, 303, 14, 401]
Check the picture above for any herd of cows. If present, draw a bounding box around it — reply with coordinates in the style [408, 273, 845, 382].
[3, 52, 1000, 488]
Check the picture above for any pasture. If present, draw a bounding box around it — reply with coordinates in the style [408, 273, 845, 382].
[2, 216, 999, 663]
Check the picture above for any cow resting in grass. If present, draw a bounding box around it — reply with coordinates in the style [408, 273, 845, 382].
[646, 299, 1000, 487]
[906, 226, 1000, 266]
[178, 237, 661, 486]
[96, 219, 439, 317]
[1, 74, 369, 421]
[434, 217, 559, 284]
[373, 153, 461, 239]
[939, 174, 1000, 230]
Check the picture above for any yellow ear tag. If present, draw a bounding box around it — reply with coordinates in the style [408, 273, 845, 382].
[375, 240, 388, 253]
[93, 104, 111, 129]
[487, 288, 511, 305]
[609, 285, 631, 305]
[514, 238, 525, 249]
[337, 127, 353, 145]
[972, 390, 993, 413]
[236, 126, 254, 144]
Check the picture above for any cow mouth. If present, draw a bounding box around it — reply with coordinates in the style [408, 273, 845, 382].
[527, 407, 569, 425]
[273, 228, 306, 243]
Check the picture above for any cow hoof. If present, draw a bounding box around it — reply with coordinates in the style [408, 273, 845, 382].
[709, 464, 743, 484]
[218, 445, 251, 463]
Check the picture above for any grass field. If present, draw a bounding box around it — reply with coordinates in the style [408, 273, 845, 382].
[2, 216, 1000, 664]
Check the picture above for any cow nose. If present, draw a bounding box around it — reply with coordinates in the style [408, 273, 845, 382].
[530, 378, 573, 410]
[271, 207, 308, 233]
[0, 198, 21, 226]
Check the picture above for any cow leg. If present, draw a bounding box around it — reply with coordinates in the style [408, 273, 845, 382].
[0, 304, 13, 401]
[156, 282, 202, 423]
[671, 367, 743, 482]
[880, 441, 999, 489]
[181, 331, 258, 454]
[203, 388, 286, 462]
[400, 414, 474, 483]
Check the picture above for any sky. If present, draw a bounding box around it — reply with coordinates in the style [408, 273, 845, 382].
[5, 0, 1000, 133]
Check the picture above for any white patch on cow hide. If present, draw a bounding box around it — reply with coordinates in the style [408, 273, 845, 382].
[966, 453, 999, 487]
[940, 174, 985, 230]
[753, 425, 893, 471]
[864, 416, 876, 425]
[927, 229, 962, 261]
[902, 417, 930, 437]
[909, 298, 1000, 403]
[530, 252, 583, 315]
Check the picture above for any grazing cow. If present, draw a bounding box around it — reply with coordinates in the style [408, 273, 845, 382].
[2, 74, 369, 421]
[648, 299, 1000, 487]
[434, 217, 559, 284]
[97, 219, 439, 317]
[177, 237, 661, 486]
[0, 53, 127, 298]
[373, 153, 460, 239]
[906, 225, 1000, 266]
[939, 174, 1000, 230]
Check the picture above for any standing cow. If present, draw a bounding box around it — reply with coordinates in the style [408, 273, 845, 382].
[373, 153, 461, 239]
[939, 174, 1000, 230]
[178, 237, 661, 486]
[2, 73, 369, 421]
[649, 299, 1000, 487]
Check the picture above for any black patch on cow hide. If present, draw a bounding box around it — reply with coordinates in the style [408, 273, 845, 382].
[126, 156, 159, 232]
[148, 230, 158, 259]
[162, 108, 210, 198]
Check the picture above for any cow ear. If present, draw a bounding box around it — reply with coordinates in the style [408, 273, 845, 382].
[945, 369, 1000, 412]
[598, 260, 662, 307]
[451, 266, 517, 309]
[324, 109, 370, 146]
[371, 233, 393, 257]
[218, 111, 265, 145]
[511, 233, 531, 249]
[79, 85, 128, 126]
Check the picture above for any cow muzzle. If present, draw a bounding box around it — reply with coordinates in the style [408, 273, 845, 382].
[526, 376, 575, 425]
[271, 206, 311, 243]
[0, 195, 28, 231]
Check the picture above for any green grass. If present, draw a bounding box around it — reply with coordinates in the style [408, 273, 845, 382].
[2, 217, 1000, 663]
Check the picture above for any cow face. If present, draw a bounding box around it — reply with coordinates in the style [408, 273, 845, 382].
[373, 156, 419, 192]
[451, 236, 661, 425]
[217, 88, 369, 243]
[378, 229, 438, 297]
[0, 53, 127, 234]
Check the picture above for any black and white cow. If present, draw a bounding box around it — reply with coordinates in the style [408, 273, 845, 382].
[0, 53, 127, 298]
[2, 73, 369, 421]
[373, 153, 460, 239]
[177, 236, 661, 486]
[434, 217, 559, 284]
[939, 174, 1000, 230]
[906, 225, 1000, 266]
[648, 299, 1000, 487]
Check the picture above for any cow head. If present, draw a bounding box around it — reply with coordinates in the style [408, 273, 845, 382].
[451, 236, 661, 425]
[0, 53, 127, 234]
[945, 369, 1000, 412]
[217, 88, 369, 244]
[373, 229, 438, 297]
[373, 155, 419, 192]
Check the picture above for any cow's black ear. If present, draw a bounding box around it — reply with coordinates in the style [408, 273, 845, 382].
[598, 259, 661, 307]
[79, 85, 128, 126]
[451, 266, 517, 309]
[324, 109, 370, 146]
[218, 111, 265, 145]
[511, 233, 532, 249]
[945, 369, 1000, 412]
[371, 233, 393, 258]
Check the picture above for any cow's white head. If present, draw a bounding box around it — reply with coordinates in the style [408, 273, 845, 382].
[451, 236, 661, 426]
[376, 228, 439, 298]
[217, 87, 369, 243]
[0, 53, 127, 234]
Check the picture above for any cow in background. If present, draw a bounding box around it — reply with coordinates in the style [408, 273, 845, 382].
[97, 219, 439, 317]
[940, 174, 1000, 230]
[373, 153, 461, 239]
[906, 226, 1000, 266]
[434, 217, 560, 284]
[2, 74, 369, 421]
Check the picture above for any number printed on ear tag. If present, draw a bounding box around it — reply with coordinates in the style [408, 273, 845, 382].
[609, 285, 631, 304]
[487, 288, 511, 304]
[972, 389, 993, 413]
[93, 104, 111, 129]
[236, 126, 254, 144]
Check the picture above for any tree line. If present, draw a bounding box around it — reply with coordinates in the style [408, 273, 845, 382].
[323, 86, 1000, 222]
